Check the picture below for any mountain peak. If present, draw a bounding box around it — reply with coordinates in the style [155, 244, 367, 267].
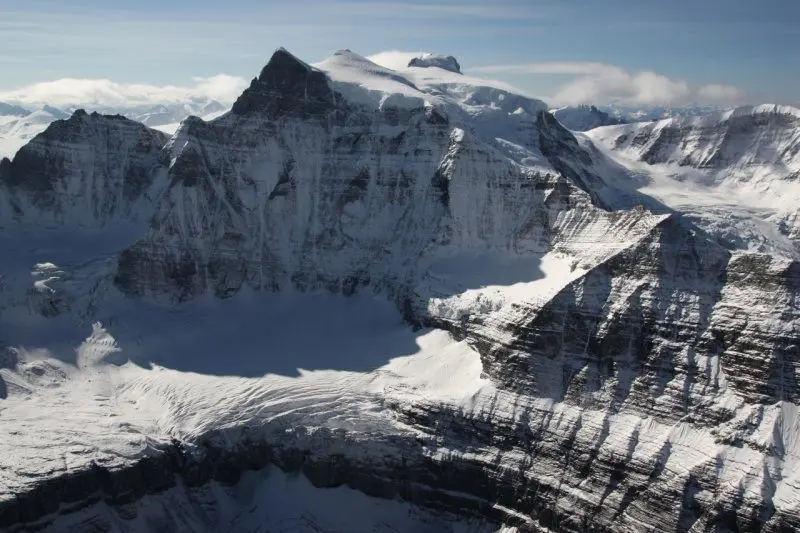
[0, 101, 31, 117]
[551, 105, 625, 131]
[258, 47, 317, 80]
[231, 47, 334, 117]
[40, 105, 70, 120]
[407, 53, 462, 74]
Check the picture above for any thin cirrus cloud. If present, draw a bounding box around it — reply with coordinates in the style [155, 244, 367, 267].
[0, 75, 249, 107]
[469, 62, 746, 107]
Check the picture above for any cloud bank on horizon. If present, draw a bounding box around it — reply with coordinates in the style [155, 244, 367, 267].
[0, 75, 248, 108]
[468, 61, 746, 107]
[0, 50, 750, 109]
[368, 51, 747, 107]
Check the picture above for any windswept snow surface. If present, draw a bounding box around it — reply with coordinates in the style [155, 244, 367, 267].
[314, 50, 529, 103]
[313, 49, 544, 118]
[0, 288, 494, 500]
[309, 49, 552, 175]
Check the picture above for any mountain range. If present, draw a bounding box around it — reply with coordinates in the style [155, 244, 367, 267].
[0, 100, 227, 159]
[0, 49, 798, 533]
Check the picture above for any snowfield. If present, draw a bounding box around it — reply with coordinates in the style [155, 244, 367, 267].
[584, 104, 800, 258]
[0, 291, 492, 505]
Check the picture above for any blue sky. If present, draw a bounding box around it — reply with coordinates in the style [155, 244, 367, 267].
[1, 0, 798, 107]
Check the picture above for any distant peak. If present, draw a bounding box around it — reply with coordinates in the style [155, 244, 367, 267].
[0, 101, 30, 117]
[727, 104, 800, 120]
[42, 105, 70, 119]
[407, 54, 462, 74]
[259, 47, 315, 80]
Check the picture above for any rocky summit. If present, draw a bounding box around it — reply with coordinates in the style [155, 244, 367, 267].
[0, 48, 799, 533]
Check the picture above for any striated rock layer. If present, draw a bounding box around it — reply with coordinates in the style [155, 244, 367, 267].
[1, 49, 799, 533]
[0, 110, 168, 227]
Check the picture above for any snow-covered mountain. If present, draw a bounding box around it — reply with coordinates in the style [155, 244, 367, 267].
[0, 49, 799, 533]
[0, 104, 70, 160]
[0, 110, 168, 227]
[65, 99, 229, 133]
[0, 102, 30, 117]
[602, 104, 727, 122]
[551, 104, 626, 131]
[585, 104, 800, 256]
[0, 100, 227, 159]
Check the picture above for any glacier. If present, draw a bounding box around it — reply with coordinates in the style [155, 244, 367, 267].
[0, 48, 799, 533]
[585, 104, 800, 257]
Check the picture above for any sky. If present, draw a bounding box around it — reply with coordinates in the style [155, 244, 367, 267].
[0, 0, 798, 108]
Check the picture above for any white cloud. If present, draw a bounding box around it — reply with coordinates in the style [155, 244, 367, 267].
[366, 51, 425, 71]
[0, 75, 248, 107]
[697, 84, 746, 105]
[470, 62, 744, 107]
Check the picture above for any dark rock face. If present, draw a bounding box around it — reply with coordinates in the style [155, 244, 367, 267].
[552, 105, 626, 131]
[0, 111, 168, 225]
[537, 111, 610, 207]
[408, 54, 462, 74]
[0, 429, 521, 532]
[475, 216, 731, 407]
[622, 108, 800, 170]
[231, 48, 338, 118]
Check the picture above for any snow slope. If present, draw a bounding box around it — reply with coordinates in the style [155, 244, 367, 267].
[0, 102, 30, 117]
[0, 291, 492, 498]
[585, 104, 800, 257]
[0, 106, 69, 159]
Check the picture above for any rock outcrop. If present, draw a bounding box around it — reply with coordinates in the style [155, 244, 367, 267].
[552, 105, 626, 131]
[0, 110, 168, 227]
